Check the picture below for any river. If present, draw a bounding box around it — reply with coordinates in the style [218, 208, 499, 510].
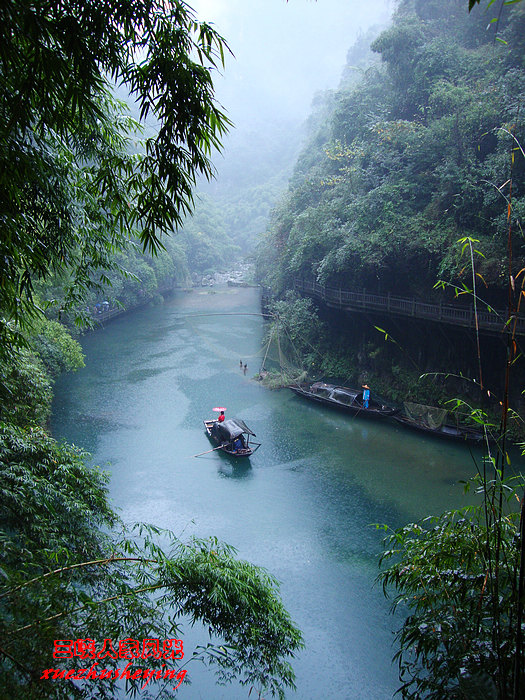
[51, 285, 489, 699]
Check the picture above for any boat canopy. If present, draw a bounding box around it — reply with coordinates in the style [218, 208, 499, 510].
[311, 382, 360, 404]
[331, 388, 359, 405]
[310, 382, 334, 398]
[217, 418, 256, 440]
[232, 418, 256, 436]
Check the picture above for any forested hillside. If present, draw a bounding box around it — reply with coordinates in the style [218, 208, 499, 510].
[258, 0, 525, 301]
[257, 0, 525, 414]
[195, 119, 305, 255]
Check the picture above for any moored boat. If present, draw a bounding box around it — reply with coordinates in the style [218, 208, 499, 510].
[392, 402, 484, 443]
[203, 418, 261, 457]
[289, 382, 398, 418]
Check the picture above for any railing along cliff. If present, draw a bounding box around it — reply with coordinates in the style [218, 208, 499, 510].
[293, 277, 525, 337]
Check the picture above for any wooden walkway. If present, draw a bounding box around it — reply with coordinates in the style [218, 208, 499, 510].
[293, 277, 525, 337]
[91, 307, 126, 324]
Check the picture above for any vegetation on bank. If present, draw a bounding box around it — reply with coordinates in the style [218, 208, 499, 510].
[258, 0, 525, 302]
[0, 1, 303, 697]
[378, 472, 525, 699]
[258, 2, 525, 697]
[257, 0, 525, 419]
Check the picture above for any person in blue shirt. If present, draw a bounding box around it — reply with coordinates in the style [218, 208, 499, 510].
[362, 384, 370, 409]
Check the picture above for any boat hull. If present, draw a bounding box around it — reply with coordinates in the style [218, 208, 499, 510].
[289, 385, 397, 419]
[392, 415, 484, 443]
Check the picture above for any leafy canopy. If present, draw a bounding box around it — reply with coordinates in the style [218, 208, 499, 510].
[0, 0, 232, 343]
[379, 474, 525, 699]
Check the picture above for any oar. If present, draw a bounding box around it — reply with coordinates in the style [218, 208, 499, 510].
[192, 445, 226, 458]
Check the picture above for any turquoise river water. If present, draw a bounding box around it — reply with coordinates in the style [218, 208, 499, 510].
[50, 286, 496, 700]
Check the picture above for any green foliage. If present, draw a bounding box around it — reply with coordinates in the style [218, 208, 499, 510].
[258, 369, 306, 390]
[258, 0, 525, 300]
[30, 318, 85, 378]
[179, 193, 241, 273]
[318, 354, 358, 383]
[265, 293, 326, 374]
[159, 537, 303, 696]
[0, 423, 116, 569]
[0, 317, 84, 427]
[196, 121, 304, 255]
[0, 0, 231, 348]
[379, 474, 525, 698]
[55, 239, 191, 318]
[0, 351, 53, 427]
[0, 424, 303, 699]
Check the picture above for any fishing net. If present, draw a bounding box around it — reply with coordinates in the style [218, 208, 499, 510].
[403, 402, 448, 429]
[257, 322, 309, 389]
[257, 368, 307, 389]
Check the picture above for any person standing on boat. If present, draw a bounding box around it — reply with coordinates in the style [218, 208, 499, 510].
[218, 410, 225, 423]
[362, 384, 370, 409]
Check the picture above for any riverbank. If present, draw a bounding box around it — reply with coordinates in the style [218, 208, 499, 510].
[260, 291, 524, 441]
[52, 283, 492, 699]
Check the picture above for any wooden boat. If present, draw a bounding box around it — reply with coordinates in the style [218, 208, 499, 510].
[392, 402, 484, 443]
[203, 418, 261, 457]
[289, 382, 398, 418]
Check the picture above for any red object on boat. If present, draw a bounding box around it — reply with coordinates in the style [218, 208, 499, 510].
[212, 407, 227, 412]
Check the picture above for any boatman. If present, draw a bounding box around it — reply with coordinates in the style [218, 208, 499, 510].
[218, 410, 225, 423]
[362, 384, 370, 409]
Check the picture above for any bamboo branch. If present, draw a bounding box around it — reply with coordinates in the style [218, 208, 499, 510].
[0, 556, 157, 599]
[10, 583, 168, 635]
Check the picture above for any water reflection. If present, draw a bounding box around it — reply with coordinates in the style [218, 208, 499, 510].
[217, 462, 254, 480]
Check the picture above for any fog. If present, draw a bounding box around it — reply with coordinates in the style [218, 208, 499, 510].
[183, 0, 395, 253]
[191, 0, 393, 128]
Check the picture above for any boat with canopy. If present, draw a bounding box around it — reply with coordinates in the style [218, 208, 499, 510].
[392, 401, 484, 442]
[289, 382, 398, 419]
[203, 417, 261, 457]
